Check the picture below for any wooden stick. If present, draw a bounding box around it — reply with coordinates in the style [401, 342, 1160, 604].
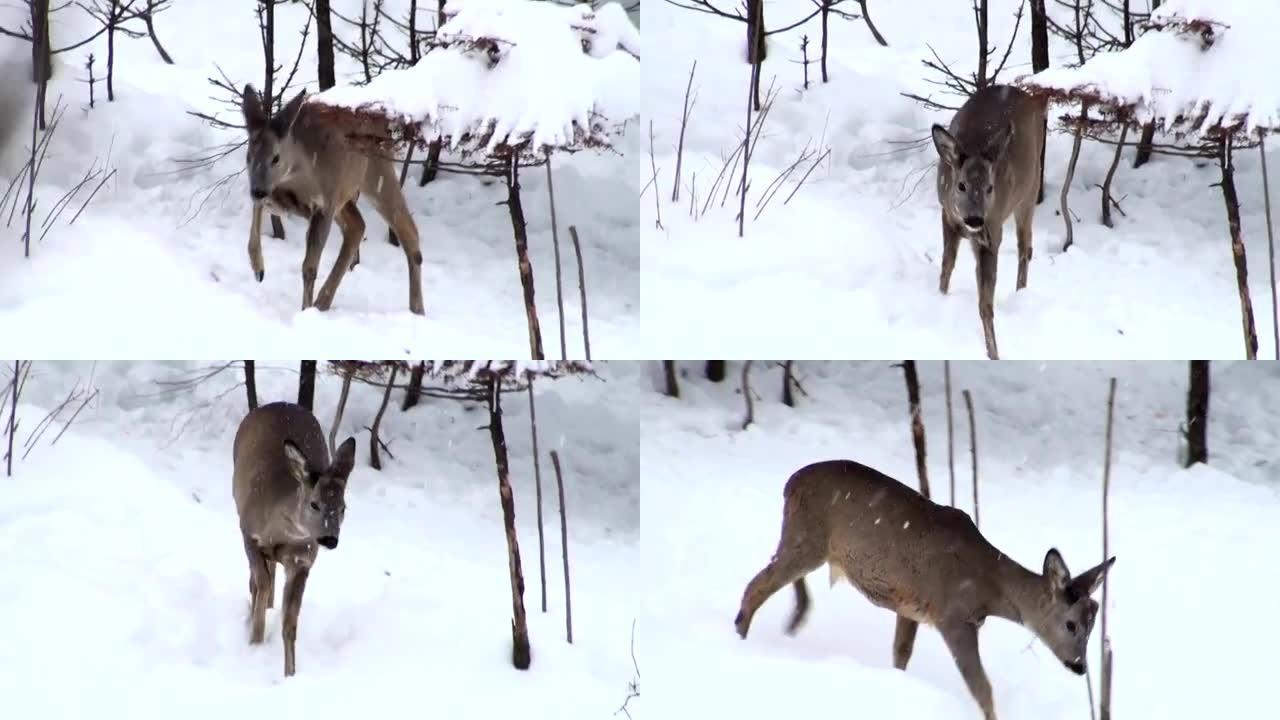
[528, 381, 548, 613]
[945, 360, 955, 506]
[329, 363, 354, 456]
[569, 225, 591, 360]
[740, 360, 755, 430]
[488, 378, 532, 668]
[1259, 134, 1279, 359]
[901, 360, 930, 498]
[545, 149, 567, 361]
[369, 364, 398, 470]
[550, 449, 572, 644]
[962, 389, 978, 527]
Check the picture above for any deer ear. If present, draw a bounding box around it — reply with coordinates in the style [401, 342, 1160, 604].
[1068, 556, 1116, 599]
[283, 439, 309, 482]
[331, 436, 356, 479]
[272, 89, 307, 135]
[1043, 548, 1071, 593]
[985, 121, 1013, 158]
[242, 84, 266, 130]
[931, 124, 959, 165]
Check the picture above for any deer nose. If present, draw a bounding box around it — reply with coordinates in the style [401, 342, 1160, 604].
[963, 216, 984, 230]
[318, 535, 338, 550]
[250, 188, 268, 200]
[1064, 659, 1086, 675]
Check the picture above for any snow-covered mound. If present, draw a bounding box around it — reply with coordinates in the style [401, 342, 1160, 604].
[313, 0, 640, 155]
[1021, 0, 1280, 138]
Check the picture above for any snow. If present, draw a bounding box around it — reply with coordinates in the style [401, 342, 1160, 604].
[314, 0, 640, 154]
[0, 360, 639, 718]
[0, 0, 638, 357]
[1022, 0, 1280, 138]
[642, 0, 1280, 358]
[643, 360, 1280, 719]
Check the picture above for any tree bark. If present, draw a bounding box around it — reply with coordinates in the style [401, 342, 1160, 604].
[315, 0, 336, 90]
[705, 361, 726, 382]
[782, 360, 796, 407]
[244, 360, 259, 411]
[1185, 361, 1209, 467]
[740, 360, 755, 430]
[662, 361, 679, 398]
[297, 360, 317, 411]
[142, 1, 175, 63]
[1101, 125, 1128, 228]
[507, 156, 544, 359]
[901, 361, 930, 499]
[487, 378, 532, 669]
[1219, 136, 1260, 359]
[528, 382, 548, 613]
[370, 364, 398, 470]
[329, 364, 353, 456]
[1061, 106, 1087, 251]
[402, 361, 425, 411]
[31, 0, 52, 83]
[550, 449, 572, 644]
[1030, 0, 1048, 203]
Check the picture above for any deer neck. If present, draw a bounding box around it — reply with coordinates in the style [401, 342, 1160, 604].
[988, 553, 1045, 627]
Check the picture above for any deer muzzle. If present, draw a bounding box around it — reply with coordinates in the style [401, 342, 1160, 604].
[962, 215, 984, 231]
[1064, 658, 1086, 675]
[318, 535, 338, 550]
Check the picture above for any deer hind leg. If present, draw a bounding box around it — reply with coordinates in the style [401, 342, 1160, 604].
[1014, 199, 1034, 290]
[300, 210, 336, 312]
[735, 529, 824, 639]
[366, 162, 425, 315]
[241, 532, 271, 644]
[265, 560, 276, 610]
[939, 621, 997, 720]
[973, 237, 1000, 360]
[315, 201, 365, 311]
[248, 202, 265, 282]
[940, 217, 962, 294]
[280, 556, 312, 678]
[892, 615, 920, 670]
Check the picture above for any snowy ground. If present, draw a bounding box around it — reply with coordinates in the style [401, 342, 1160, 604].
[0, 1, 638, 358]
[0, 360, 640, 718]
[643, 361, 1280, 719]
[642, 1, 1280, 359]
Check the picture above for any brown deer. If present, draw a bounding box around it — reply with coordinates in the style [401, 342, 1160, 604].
[232, 401, 357, 677]
[932, 84, 1047, 360]
[241, 85, 425, 315]
[734, 460, 1114, 720]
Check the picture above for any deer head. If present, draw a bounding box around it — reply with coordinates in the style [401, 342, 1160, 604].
[282, 436, 356, 550]
[241, 85, 309, 202]
[1023, 549, 1116, 675]
[932, 121, 1013, 235]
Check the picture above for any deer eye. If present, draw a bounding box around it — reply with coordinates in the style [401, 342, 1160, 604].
[1066, 620, 1078, 634]
[986, 184, 994, 193]
[271, 154, 280, 165]
[958, 182, 967, 192]
[310, 501, 321, 511]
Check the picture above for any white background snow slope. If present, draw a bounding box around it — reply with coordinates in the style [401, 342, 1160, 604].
[0, 0, 638, 358]
[642, 360, 1280, 719]
[642, 1, 1280, 359]
[0, 360, 640, 719]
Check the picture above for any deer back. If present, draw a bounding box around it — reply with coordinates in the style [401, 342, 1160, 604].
[783, 460, 1009, 624]
[232, 401, 331, 546]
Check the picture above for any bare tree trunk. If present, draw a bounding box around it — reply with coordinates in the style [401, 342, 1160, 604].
[901, 361, 930, 499]
[740, 360, 755, 430]
[315, 0, 336, 90]
[5, 361, 17, 477]
[1099, 376, 1116, 720]
[1101, 125, 1128, 228]
[963, 388, 978, 528]
[142, 1, 174, 63]
[1061, 106, 1087, 251]
[820, 2, 829, 83]
[31, 0, 52, 82]
[329, 364, 353, 456]
[705, 361, 726, 382]
[1262, 135, 1280, 359]
[944, 360, 955, 507]
[1030, 0, 1048, 203]
[106, 0, 117, 102]
[507, 156, 544, 359]
[370, 364, 398, 470]
[975, 0, 989, 89]
[782, 360, 796, 407]
[487, 378, 532, 669]
[1185, 360, 1209, 467]
[402, 361, 425, 411]
[528, 382, 548, 614]
[569, 226, 591, 360]
[662, 361, 679, 398]
[244, 360, 259, 411]
[1132, 0, 1160, 168]
[297, 360, 316, 411]
[746, 0, 765, 111]
[546, 153, 567, 360]
[1219, 135, 1260, 359]
[550, 449, 572, 644]
[856, 0, 889, 46]
[261, 0, 286, 239]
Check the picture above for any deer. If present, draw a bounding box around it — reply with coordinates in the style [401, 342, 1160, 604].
[932, 84, 1047, 360]
[232, 401, 357, 677]
[734, 460, 1115, 720]
[241, 85, 425, 316]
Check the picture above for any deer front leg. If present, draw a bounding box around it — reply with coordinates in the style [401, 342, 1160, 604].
[280, 560, 311, 677]
[241, 533, 270, 644]
[892, 615, 919, 670]
[973, 239, 1000, 360]
[939, 621, 997, 720]
[315, 202, 365, 311]
[301, 210, 336, 311]
[248, 202, 265, 282]
[940, 217, 961, 294]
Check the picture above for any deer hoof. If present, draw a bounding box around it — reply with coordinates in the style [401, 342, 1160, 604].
[255, 270, 264, 283]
